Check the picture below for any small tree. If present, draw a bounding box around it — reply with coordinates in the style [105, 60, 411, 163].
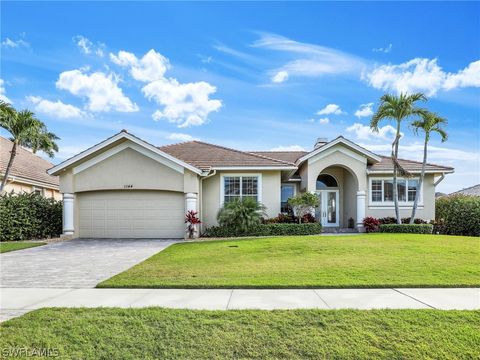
[185, 210, 201, 239]
[288, 192, 319, 224]
[217, 198, 267, 234]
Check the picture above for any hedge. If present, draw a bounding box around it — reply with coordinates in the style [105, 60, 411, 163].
[435, 195, 480, 236]
[203, 223, 322, 238]
[379, 224, 433, 234]
[0, 192, 62, 241]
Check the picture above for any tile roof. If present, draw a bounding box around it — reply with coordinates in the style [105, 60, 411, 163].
[249, 151, 308, 164]
[158, 141, 296, 171]
[0, 136, 59, 187]
[450, 184, 480, 196]
[368, 156, 454, 173]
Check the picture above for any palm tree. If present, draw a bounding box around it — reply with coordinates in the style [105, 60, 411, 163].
[217, 198, 267, 234]
[370, 93, 427, 224]
[0, 102, 59, 191]
[409, 111, 448, 223]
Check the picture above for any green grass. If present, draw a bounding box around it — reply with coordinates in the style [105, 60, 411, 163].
[98, 234, 480, 288]
[0, 241, 46, 253]
[1, 308, 478, 359]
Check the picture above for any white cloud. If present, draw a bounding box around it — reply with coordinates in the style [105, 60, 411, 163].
[317, 104, 344, 115]
[354, 103, 374, 118]
[1, 37, 29, 48]
[443, 60, 480, 90]
[0, 79, 11, 103]
[346, 123, 400, 141]
[146, 79, 222, 127]
[74, 36, 105, 57]
[112, 49, 222, 128]
[56, 69, 138, 113]
[364, 58, 480, 96]
[27, 96, 84, 119]
[253, 33, 366, 82]
[318, 117, 330, 124]
[272, 70, 289, 83]
[269, 145, 306, 151]
[372, 44, 392, 53]
[110, 49, 170, 82]
[166, 133, 196, 142]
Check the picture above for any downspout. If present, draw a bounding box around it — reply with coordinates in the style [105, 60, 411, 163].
[199, 169, 217, 234]
[434, 174, 445, 187]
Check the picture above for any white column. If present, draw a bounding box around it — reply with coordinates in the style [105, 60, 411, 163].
[63, 193, 74, 236]
[356, 190, 366, 232]
[185, 193, 199, 238]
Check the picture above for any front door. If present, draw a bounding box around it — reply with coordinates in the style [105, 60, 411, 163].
[316, 190, 339, 227]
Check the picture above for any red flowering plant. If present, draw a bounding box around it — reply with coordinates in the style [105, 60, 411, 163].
[185, 210, 201, 238]
[363, 216, 380, 233]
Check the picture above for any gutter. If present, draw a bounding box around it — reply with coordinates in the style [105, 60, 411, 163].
[434, 174, 446, 186]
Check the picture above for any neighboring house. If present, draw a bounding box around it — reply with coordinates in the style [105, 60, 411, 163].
[1, 136, 61, 200]
[48, 130, 454, 238]
[449, 184, 480, 197]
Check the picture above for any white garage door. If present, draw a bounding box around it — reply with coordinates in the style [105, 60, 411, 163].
[78, 191, 185, 238]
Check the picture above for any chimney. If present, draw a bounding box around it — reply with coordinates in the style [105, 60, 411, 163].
[314, 137, 328, 149]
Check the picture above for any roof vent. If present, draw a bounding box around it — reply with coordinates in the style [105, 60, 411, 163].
[314, 137, 328, 149]
[121, 129, 128, 133]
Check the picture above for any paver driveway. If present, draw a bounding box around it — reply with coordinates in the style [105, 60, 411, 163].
[0, 239, 178, 288]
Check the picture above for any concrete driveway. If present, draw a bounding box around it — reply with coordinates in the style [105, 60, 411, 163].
[0, 239, 178, 288]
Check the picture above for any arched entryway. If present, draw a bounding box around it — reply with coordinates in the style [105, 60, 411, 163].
[314, 166, 359, 228]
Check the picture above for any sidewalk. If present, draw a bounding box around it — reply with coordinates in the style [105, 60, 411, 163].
[1, 288, 479, 322]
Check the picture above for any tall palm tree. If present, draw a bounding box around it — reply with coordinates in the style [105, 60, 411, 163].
[0, 102, 59, 191]
[370, 93, 427, 224]
[409, 111, 448, 223]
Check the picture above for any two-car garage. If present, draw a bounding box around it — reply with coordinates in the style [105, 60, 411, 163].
[77, 190, 186, 238]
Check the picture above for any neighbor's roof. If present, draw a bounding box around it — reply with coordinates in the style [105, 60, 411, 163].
[250, 151, 308, 164]
[450, 184, 480, 196]
[0, 136, 59, 187]
[159, 141, 297, 171]
[367, 156, 454, 173]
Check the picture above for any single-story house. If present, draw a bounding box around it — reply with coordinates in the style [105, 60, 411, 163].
[48, 130, 454, 238]
[1, 136, 61, 200]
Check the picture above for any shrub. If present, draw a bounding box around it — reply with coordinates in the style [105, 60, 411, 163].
[363, 217, 380, 233]
[217, 198, 266, 234]
[378, 217, 427, 225]
[288, 192, 319, 223]
[0, 192, 62, 241]
[435, 194, 480, 236]
[379, 224, 433, 234]
[203, 223, 322, 238]
[263, 213, 295, 224]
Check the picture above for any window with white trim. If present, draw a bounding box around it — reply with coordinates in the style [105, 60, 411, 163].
[370, 178, 420, 204]
[223, 176, 259, 203]
[281, 184, 295, 213]
[32, 187, 44, 196]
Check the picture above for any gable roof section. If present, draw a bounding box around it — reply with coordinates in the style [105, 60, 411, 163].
[297, 136, 382, 164]
[159, 141, 297, 171]
[48, 131, 203, 176]
[450, 184, 480, 196]
[250, 151, 308, 164]
[1, 136, 59, 187]
[367, 156, 454, 174]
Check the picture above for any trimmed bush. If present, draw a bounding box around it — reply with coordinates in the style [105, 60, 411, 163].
[0, 192, 62, 241]
[435, 195, 480, 236]
[203, 223, 322, 238]
[363, 217, 380, 233]
[379, 224, 433, 234]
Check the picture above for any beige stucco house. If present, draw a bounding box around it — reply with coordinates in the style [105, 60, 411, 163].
[1, 136, 61, 200]
[48, 130, 453, 238]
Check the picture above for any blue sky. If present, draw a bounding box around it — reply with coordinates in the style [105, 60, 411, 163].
[1, 1, 479, 192]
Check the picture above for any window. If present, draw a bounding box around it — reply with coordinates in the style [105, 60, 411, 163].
[316, 174, 338, 190]
[32, 187, 44, 196]
[223, 175, 259, 204]
[370, 178, 420, 204]
[281, 184, 295, 213]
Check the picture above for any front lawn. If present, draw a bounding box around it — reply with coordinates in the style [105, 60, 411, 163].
[98, 234, 480, 288]
[0, 242, 46, 253]
[1, 308, 479, 359]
